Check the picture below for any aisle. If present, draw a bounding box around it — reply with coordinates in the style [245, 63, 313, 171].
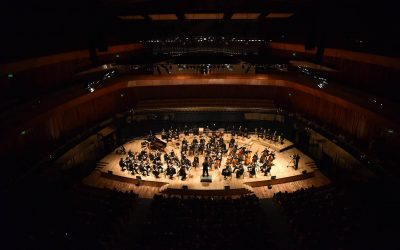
[259, 198, 296, 250]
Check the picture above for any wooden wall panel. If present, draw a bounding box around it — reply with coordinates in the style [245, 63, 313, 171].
[268, 42, 400, 102]
[1, 76, 398, 166]
[0, 43, 143, 106]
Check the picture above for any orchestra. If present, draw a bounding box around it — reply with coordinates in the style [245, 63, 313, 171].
[116, 126, 289, 181]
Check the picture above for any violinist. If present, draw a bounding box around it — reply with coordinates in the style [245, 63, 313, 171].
[128, 150, 134, 159]
[222, 164, 232, 179]
[193, 153, 199, 169]
[235, 164, 244, 178]
[248, 162, 257, 177]
[152, 164, 162, 178]
[119, 158, 126, 171]
[166, 164, 176, 179]
[138, 161, 148, 176]
[179, 164, 187, 180]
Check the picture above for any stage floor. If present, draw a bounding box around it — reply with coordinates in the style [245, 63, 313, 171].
[94, 133, 317, 195]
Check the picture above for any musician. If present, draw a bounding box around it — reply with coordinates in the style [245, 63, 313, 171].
[215, 151, 222, 168]
[166, 164, 176, 179]
[184, 124, 189, 136]
[179, 165, 187, 180]
[268, 152, 276, 162]
[260, 161, 268, 174]
[163, 152, 170, 163]
[174, 128, 179, 140]
[238, 125, 243, 137]
[222, 164, 232, 179]
[119, 158, 126, 171]
[139, 161, 150, 176]
[248, 162, 257, 177]
[265, 128, 270, 140]
[155, 150, 162, 161]
[161, 129, 167, 140]
[235, 164, 244, 178]
[279, 132, 285, 144]
[252, 152, 259, 163]
[244, 127, 248, 138]
[261, 160, 272, 176]
[202, 158, 210, 177]
[293, 154, 300, 170]
[272, 130, 278, 142]
[258, 127, 263, 138]
[152, 164, 161, 178]
[182, 137, 188, 146]
[260, 148, 269, 163]
[208, 156, 214, 169]
[146, 131, 155, 144]
[126, 159, 134, 172]
[227, 136, 234, 147]
[193, 153, 199, 168]
[219, 139, 226, 152]
[181, 154, 191, 166]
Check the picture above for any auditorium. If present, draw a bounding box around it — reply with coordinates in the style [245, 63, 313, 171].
[1, 0, 399, 249]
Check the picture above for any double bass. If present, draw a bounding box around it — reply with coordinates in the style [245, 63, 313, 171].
[244, 152, 252, 165]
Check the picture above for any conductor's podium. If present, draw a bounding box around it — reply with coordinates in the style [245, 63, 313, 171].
[200, 176, 212, 182]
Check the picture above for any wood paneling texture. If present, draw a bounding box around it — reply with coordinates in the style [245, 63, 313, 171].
[0, 44, 143, 104]
[1, 77, 397, 168]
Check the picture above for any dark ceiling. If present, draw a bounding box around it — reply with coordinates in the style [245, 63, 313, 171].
[1, 0, 399, 63]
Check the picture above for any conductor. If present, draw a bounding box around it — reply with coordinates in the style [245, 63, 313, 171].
[202, 159, 209, 177]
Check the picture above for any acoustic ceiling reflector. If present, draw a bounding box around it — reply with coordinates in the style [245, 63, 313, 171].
[148, 14, 178, 20]
[266, 13, 294, 18]
[231, 13, 261, 20]
[184, 13, 224, 20]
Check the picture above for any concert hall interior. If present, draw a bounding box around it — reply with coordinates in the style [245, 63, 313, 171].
[1, 0, 400, 249]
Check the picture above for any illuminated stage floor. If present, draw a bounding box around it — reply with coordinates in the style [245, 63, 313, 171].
[86, 133, 323, 197]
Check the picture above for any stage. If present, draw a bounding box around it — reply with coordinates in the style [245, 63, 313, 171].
[86, 132, 323, 197]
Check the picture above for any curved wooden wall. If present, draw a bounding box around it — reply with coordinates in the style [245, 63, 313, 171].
[1, 43, 399, 163]
[1, 74, 398, 162]
[268, 42, 400, 101]
[0, 43, 143, 102]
